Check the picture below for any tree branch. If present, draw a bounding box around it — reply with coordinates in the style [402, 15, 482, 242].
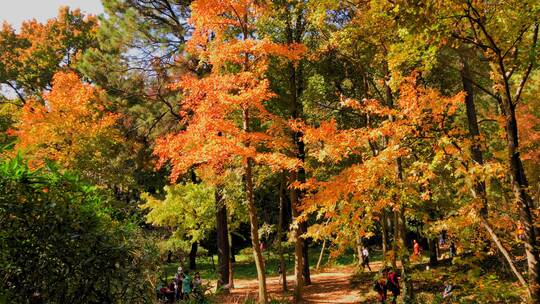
[4, 82, 26, 105]
[514, 22, 538, 105]
[480, 216, 531, 296]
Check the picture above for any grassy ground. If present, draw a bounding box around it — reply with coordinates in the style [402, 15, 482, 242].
[160, 246, 363, 283]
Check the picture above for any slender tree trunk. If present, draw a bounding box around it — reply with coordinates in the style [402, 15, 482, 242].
[494, 23, 539, 298]
[189, 242, 198, 270]
[391, 208, 398, 270]
[290, 172, 304, 303]
[278, 176, 288, 292]
[397, 206, 413, 303]
[481, 217, 529, 290]
[501, 97, 540, 301]
[246, 157, 268, 303]
[316, 239, 326, 270]
[301, 221, 311, 285]
[460, 56, 488, 216]
[428, 238, 438, 266]
[216, 187, 230, 289]
[356, 237, 364, 267]
[384, 68, 405, 284]
[228, 223, 235, 288]
[425, 186, 438, 267]
[381, 210, 388, 260]
[243, 108, 268, 304]
[229, 247, 234, 289]
[292, 72, 311, 285]
[462, 53, 539, 299]
[285, 6, 310, 288]
[395, 158, 413, 303]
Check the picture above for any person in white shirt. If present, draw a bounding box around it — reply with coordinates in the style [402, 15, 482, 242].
[361, 247, 372, 271]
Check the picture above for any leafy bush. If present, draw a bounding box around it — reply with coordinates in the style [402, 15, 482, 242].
[0, 156, 159, 303]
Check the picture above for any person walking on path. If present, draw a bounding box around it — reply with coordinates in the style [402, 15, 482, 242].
[361, 247, 372, 272]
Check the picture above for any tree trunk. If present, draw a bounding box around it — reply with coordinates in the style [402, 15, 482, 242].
[301, 221, 311, 285]
[384, 67, 399, 273]
[316, 239, 326, 270]
[246, 157, 268, 303]
[381, 209, 388, 260]
[462, 51, 539, 299]
[397, 206, 413, 303]
[391, 211, 398, 269]
[460, 54, 530, 290]
[216, 187, 230, 289]
[492, 22, 539, 298]
[356, 237, 364, 267]
[278, 176, 288, 291]
[428, 238, 438, 266]
[395, 158, 413, 303]
[242, 108, 268, 304]
[189, 242, 198, 270]
[481, 217, 529, 290]
[228, 255, 234, 289]
[285, 7, 310, 289]
[229, 228, 235, 288]
[501, 98, 540, 301]
[460, 56, 488, 216]
[290, 171, 304, 303]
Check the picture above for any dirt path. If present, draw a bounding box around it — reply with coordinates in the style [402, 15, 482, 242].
[220, 262, 385, 303]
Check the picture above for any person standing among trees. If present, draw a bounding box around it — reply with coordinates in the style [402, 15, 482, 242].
[412, 239, 422, 261]
[362, 247, 372, 272]
[174, 266, 183, 300]
[182, 270, 192, 300]
[449, 241, 457, 258]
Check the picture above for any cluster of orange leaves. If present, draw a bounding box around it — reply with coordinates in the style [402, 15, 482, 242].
[0, 7, 97, 90]
[517, 101, 540, 162]
[300, 77, 466, 241]
[154, 0, 304, 183]
[9, 72, 118, 168]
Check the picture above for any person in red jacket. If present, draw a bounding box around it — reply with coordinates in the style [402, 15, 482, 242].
[412, 239, 422, 261]
[385, 269, 401, 304]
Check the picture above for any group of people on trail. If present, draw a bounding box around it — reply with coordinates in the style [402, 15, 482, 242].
[369, 237, 459, 303]
[159, 267, 202, 303]
[373, 268, 401, 304]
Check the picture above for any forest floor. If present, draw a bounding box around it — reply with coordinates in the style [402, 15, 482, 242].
[218, 262, 385, 303]
[163, 248, 527, 303]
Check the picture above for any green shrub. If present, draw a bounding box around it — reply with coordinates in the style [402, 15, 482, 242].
[0, 156, 159, 303]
